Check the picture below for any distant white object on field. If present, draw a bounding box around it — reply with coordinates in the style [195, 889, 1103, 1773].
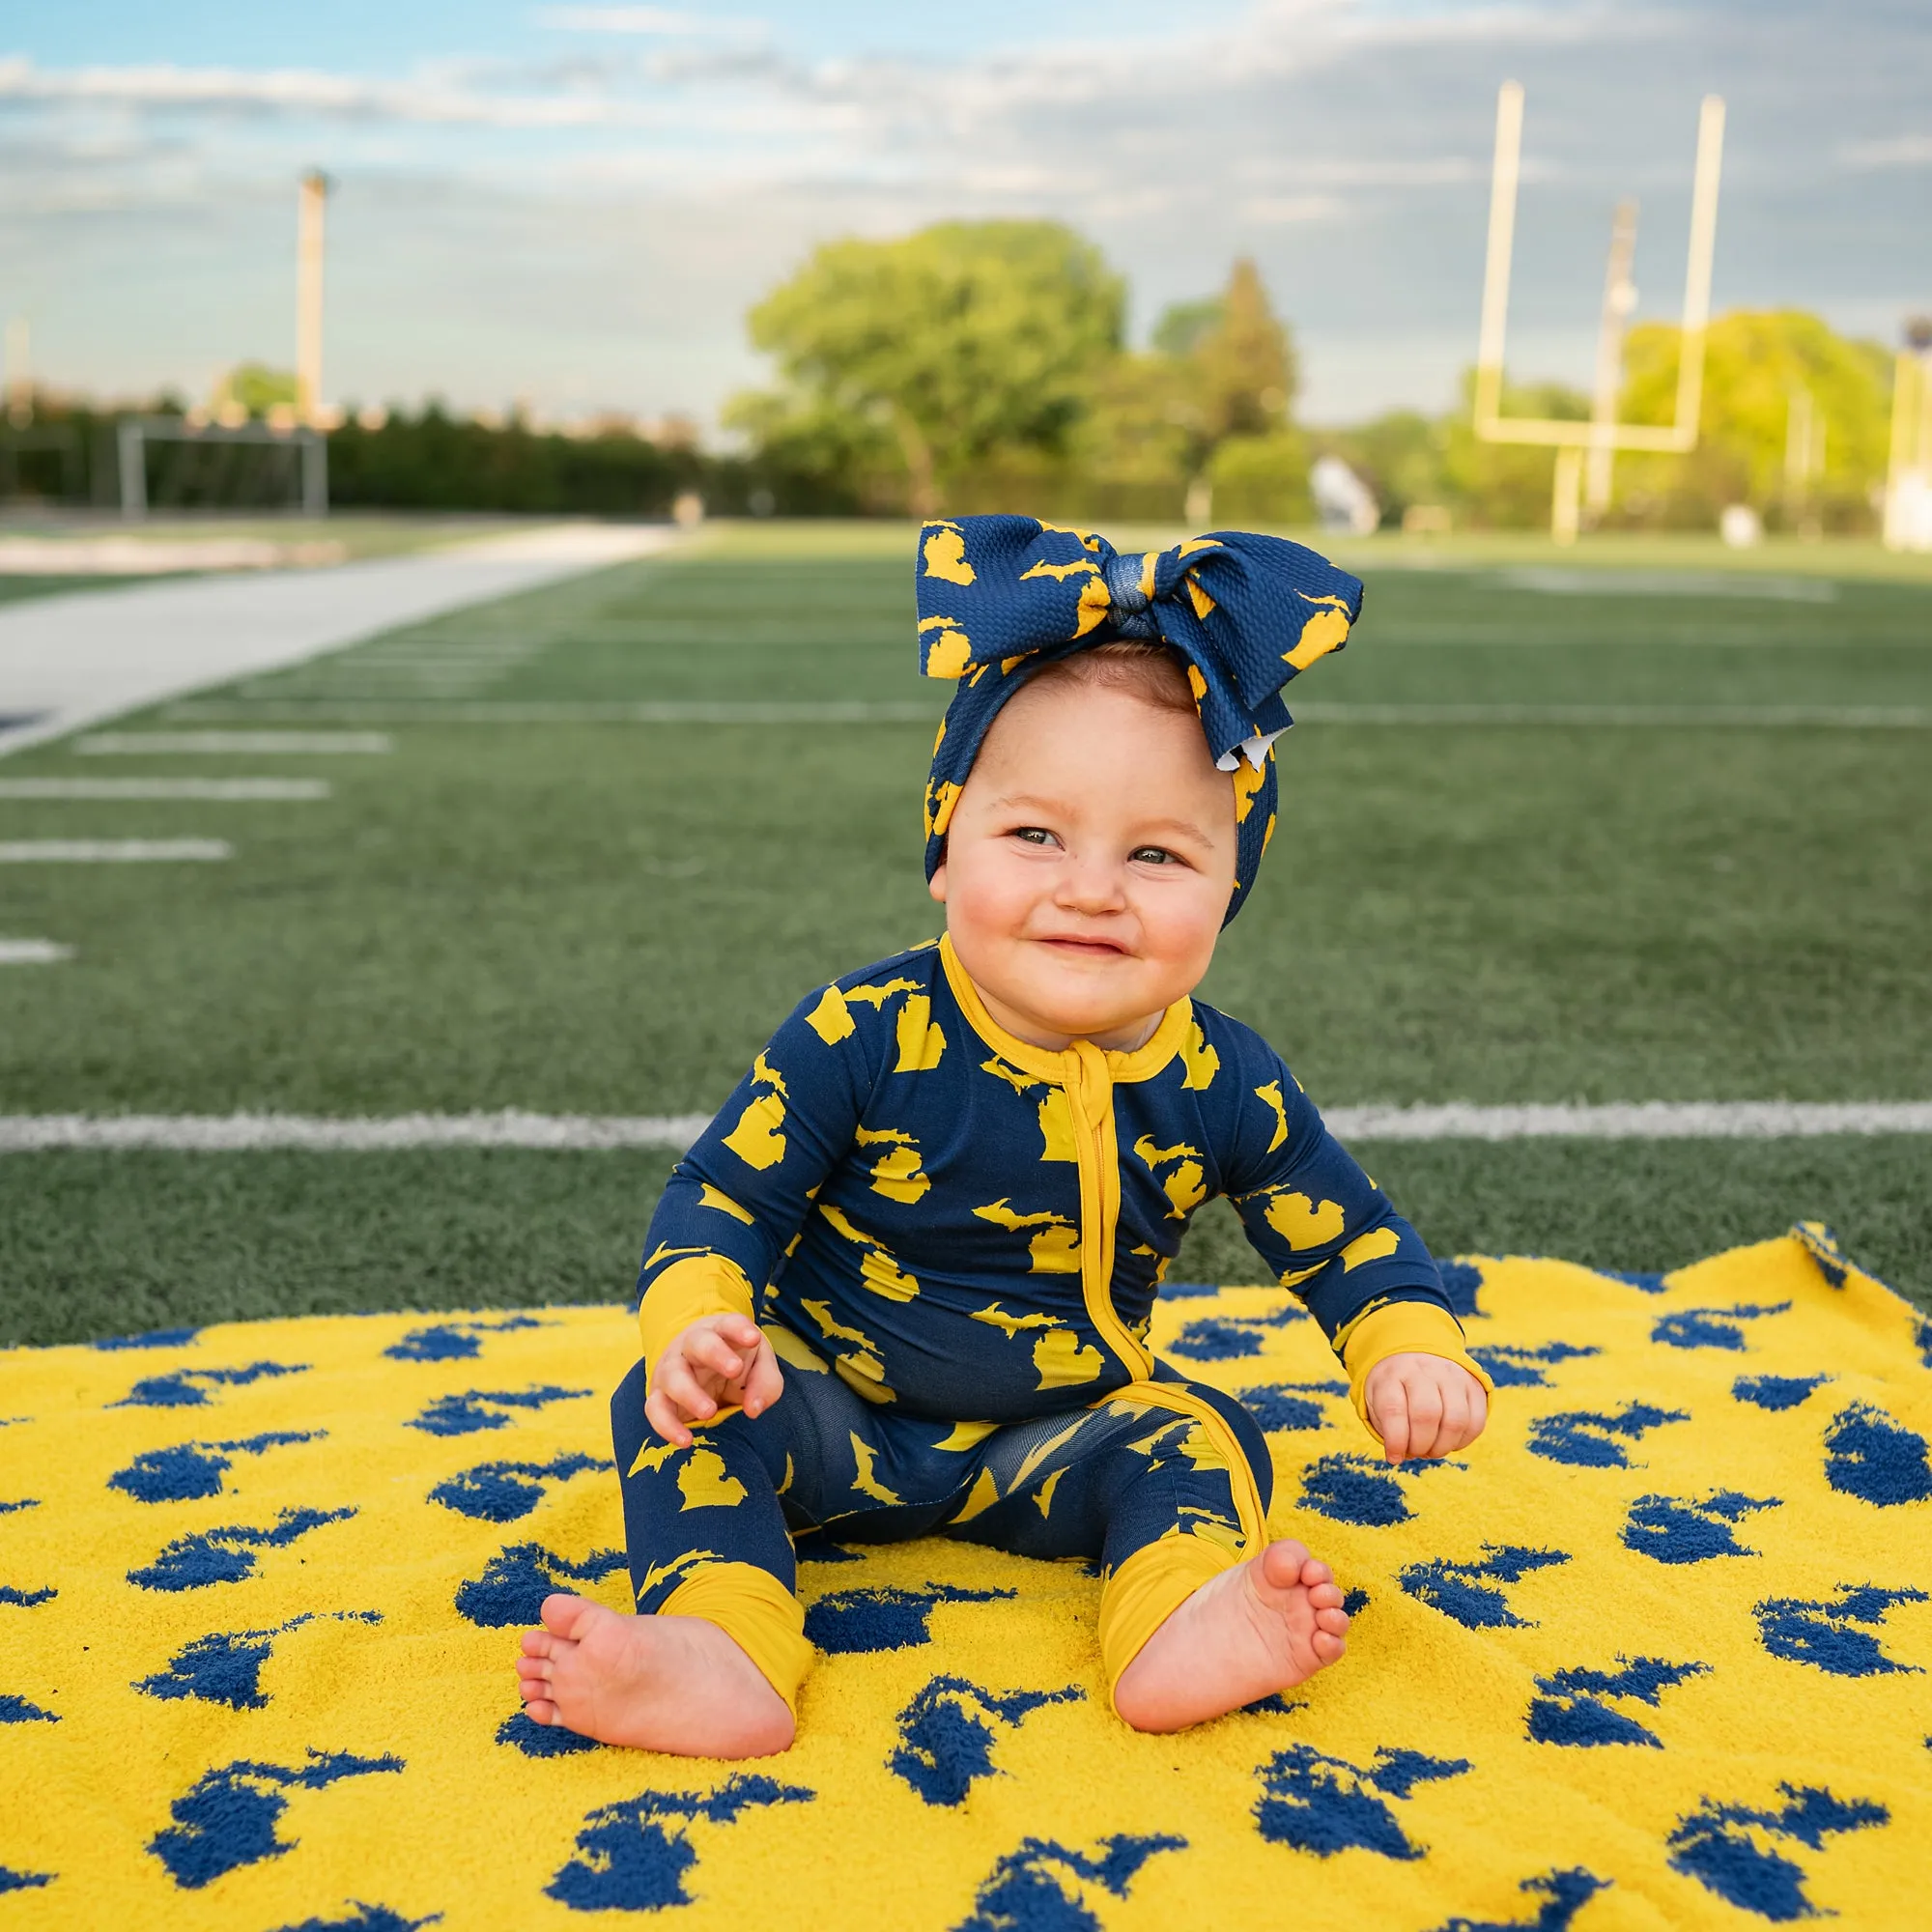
[0, 778, 328, 799]
[1311, 456, 1379, 535]
[1883, 329, 1932, 552]
[76, 732, 390, 755]
[1719, 503, 1763, 548]
[672, 492, 705, 528]
[1884, 470, 1932, 552]
[0, 938, 71, 964]
[0, 839, 232, 862]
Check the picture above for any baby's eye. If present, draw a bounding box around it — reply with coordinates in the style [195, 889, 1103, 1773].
[1130, 845, 1181, 867]
[1011, 826, 1060, 847]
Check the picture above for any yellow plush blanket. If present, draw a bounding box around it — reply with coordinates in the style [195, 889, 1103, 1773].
[3, 1227, 1928, 1931]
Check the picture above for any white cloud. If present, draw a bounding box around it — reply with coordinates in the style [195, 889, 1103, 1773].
[0, 55, 646, 128]
[1838, 133, 1932, 170]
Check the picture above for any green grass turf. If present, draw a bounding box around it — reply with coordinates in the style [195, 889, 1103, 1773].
[2, 1137, 1923, 1350]
[1, 526, 1928, 1342]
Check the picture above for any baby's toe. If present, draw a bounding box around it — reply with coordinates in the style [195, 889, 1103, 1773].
[1312, 1629, 1347, 1664]
[1260, 1539, 1313, 1588]
[1315, 1605, 1350, 1636]
[1306, 1579, 1346, 1612]
[521, 1629, 554, 1658]
[523, 1696, 560, 1725]
[1297, 1556, 1334, 1590]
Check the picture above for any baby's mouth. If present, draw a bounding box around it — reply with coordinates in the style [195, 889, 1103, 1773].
[1034, 935, 1130, 958]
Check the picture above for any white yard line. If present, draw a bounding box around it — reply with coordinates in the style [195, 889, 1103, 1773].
[0, 524, 683, 759]
[151, 700, 1932, 728]
[1291, 703, 1932, 727]
[1325, 1100, 1932, 1139]
[75, 732, 390, 756]
[0, 778, 329, 800]
[162, 701, 942, 725]
[2, 1100, 1927, 1153]
[0, 939, 72, 964]
[1496, 567, 1840, 602]
[0, 1112, 714, 1151]
[0, 839, 232, 863]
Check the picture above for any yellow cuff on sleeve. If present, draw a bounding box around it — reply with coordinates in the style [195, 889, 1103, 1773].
[1336, 1299, 1494, 1442]
[638, 1254, 757, 1379]
[658, 1561, 813, 1717]
[1098, 1535, 1243, 1717]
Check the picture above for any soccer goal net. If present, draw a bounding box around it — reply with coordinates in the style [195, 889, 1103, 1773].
[116, 417, 327, 517]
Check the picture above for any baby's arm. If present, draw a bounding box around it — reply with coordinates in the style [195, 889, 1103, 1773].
[645, 1314, 783, 1448]
[634, 981, 873, 1419]
[1217, 1037, 1492, 1461]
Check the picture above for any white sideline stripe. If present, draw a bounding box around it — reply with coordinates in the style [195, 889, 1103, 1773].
[76, 732, 391, 755]
[1496, 567, 1840, 603]
[152, 700, 1932, 729]
[0, 839, 232, 863]
[0, 524, 682, 760]
[0, 939, 72, 964]
[166, 702, 941, 725]
[1291, 703, 1932, 727]
[2, 1101, 1929, 1153]
[0, 778, 329, 800]
[0, 1112, 716, 1151]
[1325, 1101, 1932, 1140]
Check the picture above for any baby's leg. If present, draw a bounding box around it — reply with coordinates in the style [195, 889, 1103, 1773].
[946, 1380, 1348, 1731]
[516, 1356, 805, 1758]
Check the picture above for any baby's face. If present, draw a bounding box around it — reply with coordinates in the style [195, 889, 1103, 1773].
[929, 672, 1238, 1050]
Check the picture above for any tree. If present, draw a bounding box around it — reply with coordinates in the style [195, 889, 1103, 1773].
[1615, 310, 1892, 531]
[214, 363, 298, 419]
[1143, 258, 1298, 510]
[737, 220, 1124, 516]
[1077, 258, 1305, 522]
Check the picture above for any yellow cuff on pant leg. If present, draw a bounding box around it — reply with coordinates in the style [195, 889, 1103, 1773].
[1097, 1535, 1243, 1719]
[658, 1561, 813, 1718]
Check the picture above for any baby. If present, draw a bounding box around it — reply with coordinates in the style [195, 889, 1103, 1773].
[517, 515, 1492, 1757]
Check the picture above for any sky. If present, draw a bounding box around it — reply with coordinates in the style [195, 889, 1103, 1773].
[2, 1, 1927, 431]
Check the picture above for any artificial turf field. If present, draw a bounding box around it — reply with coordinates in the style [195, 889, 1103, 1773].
[1, 520, 1928, 1345]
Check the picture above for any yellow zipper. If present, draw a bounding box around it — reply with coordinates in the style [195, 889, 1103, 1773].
[936, 934, 1270, 1551]
[1064, 1039, 1269, 1552]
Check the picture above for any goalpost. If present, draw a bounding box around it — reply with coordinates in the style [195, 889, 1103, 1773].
[1471, 82, 1726, 543]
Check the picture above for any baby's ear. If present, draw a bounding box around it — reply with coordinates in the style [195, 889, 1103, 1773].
[927, 851, 948, 903]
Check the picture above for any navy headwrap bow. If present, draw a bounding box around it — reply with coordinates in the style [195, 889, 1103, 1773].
[915, 514, 1365, 923]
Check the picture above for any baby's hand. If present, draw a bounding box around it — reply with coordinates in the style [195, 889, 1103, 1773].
[1364, 1352, 1488, 1463]
[644, 1314, 783, 1449]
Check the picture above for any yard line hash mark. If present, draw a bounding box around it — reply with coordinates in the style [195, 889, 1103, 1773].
[75, 732, 392, 755]
[0, 780, 329, 800]
[0, 840, 233, 863]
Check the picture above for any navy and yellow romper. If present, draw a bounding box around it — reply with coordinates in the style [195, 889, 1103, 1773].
[613, 935, 1487, 1716]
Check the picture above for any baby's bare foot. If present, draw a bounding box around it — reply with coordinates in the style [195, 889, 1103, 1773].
[516, 1593, 794, 1758]
[1111, 1538, 1349, 1734]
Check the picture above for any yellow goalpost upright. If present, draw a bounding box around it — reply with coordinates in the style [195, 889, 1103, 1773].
[1470, 82, 1725, 544]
